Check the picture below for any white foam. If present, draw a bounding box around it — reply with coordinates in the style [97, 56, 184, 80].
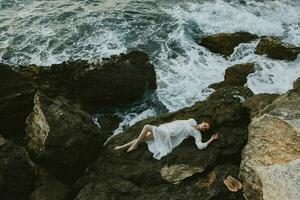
[113, 108, 156, 135]
[2, 0, 300, 133]
[156, 0, 300, 110]
[154, 25, 227, 111]
[228, 41, 300, 94]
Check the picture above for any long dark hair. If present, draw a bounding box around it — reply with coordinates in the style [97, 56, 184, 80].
[200, 117, 214, 132]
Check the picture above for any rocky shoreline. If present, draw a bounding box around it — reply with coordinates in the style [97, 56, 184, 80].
[0, 32, 300, 200]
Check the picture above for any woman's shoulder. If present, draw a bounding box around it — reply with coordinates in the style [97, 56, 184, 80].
[187, 118, 197, 125]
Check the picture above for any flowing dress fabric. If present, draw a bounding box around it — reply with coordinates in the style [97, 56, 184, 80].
[146, 118, 208, 160]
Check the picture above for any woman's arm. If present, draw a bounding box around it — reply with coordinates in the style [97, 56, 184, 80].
[189, 130, 219, 150]
[189, 128, 208, 149]
[206, 133, 219, 145]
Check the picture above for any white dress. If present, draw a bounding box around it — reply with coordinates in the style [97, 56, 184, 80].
[145, 118, 208, 160]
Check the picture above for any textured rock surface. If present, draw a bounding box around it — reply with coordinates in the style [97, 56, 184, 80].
[37, 51, 157, 110]
[199, 32, 258, 57]
[25, 92, 105, 181]
[240, 90, 300, 200]
[0, 64, 35, 140]
[255, 36, 300, 61]
[0, 63, 34, 97]
[160, 164, 204, 184]
[293, 77, 300, 91]
[0, 136, 36, 200]
[209, 63, 255, 90]
[242, 93, 279, 117]
[72, 86, 253, 200]
[0, 51, 156, 142]
[74, 164, 244, 200]
[30, 174, 70, 200]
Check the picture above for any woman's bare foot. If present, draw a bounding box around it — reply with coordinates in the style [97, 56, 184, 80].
[127, 144, 138, 152]
[114, 146, 122, 150]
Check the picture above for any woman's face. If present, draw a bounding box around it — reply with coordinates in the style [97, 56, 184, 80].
[197, 122, 210, 132]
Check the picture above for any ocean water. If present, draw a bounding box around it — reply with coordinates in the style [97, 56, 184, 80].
[1, 0, 300, 133]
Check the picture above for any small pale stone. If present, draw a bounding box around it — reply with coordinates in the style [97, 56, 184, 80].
[160, 164, 204, 184]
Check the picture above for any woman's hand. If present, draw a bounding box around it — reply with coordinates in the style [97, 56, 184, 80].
[206, 133, 219, 145]
[212, 132, 219, 140]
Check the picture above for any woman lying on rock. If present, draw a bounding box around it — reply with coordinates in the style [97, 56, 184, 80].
[114, 118, 219, 160]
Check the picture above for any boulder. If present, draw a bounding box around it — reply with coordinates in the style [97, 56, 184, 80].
[74, 164, 244, 200]
[74, 177, 140, 200]
[209, 63, 255, 90]
[25, 92, 105, 181]
[37, 51, 157, 110]
[30, 174, 70, 200]
[0, 135, 36, 200]
[240, 91, 300, 200]
[199, 32, 258, 57]
[0, 51, 155, 142]
[242, 93, 279, 117]
[97, 114, 122, 138]
[293, 77, 300, 91]
[0, 64, 35, 140]
[0, 63, 34, 97]
[73, 86, 253, 199]
[255, 36, 300, 61]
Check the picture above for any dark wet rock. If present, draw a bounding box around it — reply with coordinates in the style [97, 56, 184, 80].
[30, 174, 70, 200]
[0, 64, 35, 140]
[0, 90, 35, 142]
[0, 63, 34, 97]
[255, 36, 300, 61]
[209, 63, 255, 90]
[74, 177, 140, 200]
[97, 114, 122, 139]
[0, 135, 36, 200]
[72, 85, 253, 199]
[193, 164, 244, 200]
[242, 93, 279, 117]
[25, 92, 105, 182]
[18, 64, 44, 80]
[199, 32, 258, 57]
[37, 51, 157, 111]
[74, 164, 244, 200]
[204, 86, 253, 128]
[0, 51, 156, 142]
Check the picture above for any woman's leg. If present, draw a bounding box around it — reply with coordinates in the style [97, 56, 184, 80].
[114, 139, 137, 150]
[144, 131, 154, 141]
[127, 124, 153, 152]
[114, 131, 153, 151]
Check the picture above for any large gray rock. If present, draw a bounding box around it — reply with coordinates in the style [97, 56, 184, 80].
[25, 92, 105, 181]
[240, 91, 300, 200]
[255, 36, 300, 61]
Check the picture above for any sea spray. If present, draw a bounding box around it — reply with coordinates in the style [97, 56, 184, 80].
[1, 0, 300, 133]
